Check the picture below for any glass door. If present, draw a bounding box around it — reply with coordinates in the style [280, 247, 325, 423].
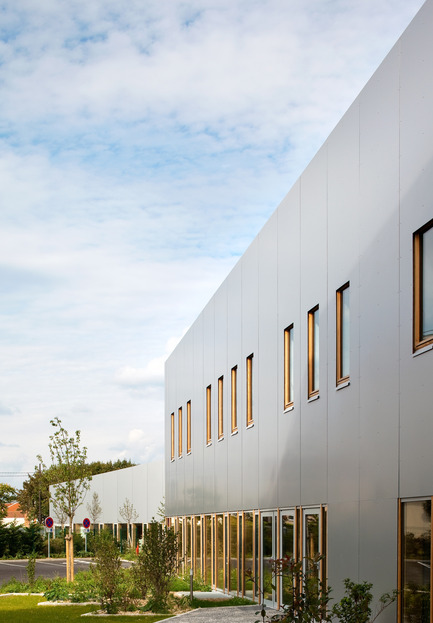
[261, 512, 277, 607]
[280, 511, 295, 606]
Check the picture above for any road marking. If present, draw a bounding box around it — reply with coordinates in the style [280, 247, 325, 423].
[0, 562, 26, 568]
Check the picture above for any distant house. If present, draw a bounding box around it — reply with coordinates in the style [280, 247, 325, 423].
[3, 502, 29, 527]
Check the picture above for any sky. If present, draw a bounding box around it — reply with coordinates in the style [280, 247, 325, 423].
[0, 0, 426, 489]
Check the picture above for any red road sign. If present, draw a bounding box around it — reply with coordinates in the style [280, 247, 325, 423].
[83, 517, 91, 529]
[45, 516, 54, 529]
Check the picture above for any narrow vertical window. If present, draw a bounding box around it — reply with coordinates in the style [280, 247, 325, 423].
[336, 283, 350, 385]
[178, 407, 183, 458]
[284, 324, 294, 408]
[218, 376, 224, 440]
[231, 366, 238, 433]
[414, 220, 433, 350]
[246, 354, 253, 426]
[206, 385, 212, 444]
[170, 412, 175, 461]
[187, 401, 191, 454]
[400, 499, 431, 623]
[308, 306, 319, 398]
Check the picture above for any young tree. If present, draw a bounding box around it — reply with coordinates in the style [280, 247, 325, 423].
[0, 483, 16, 520]
[39, 417, 91, 582]
[87, 491, 103, 529]
[119, 498, 138, 549]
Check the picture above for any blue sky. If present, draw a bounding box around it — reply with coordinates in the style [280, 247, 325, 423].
[0, 0, 425, 488]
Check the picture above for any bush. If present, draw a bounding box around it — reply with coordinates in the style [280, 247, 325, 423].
[44, 577, 70, 601]
[136, 520, 178, 611]
[42, 536, 65, 557]
[93, 528, 134, 613]
[69, 569, 99, 603]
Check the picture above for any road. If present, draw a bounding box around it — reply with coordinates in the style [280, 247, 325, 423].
[0, 558, 94, 585]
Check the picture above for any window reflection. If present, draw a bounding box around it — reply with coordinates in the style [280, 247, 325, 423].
[402, 500, 431, 623]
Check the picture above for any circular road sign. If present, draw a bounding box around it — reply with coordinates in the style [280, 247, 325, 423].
[83, 517, 91, 529]
[45, 516, 54, 529]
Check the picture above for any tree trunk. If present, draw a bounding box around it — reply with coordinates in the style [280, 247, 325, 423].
[66, 519, 74, 582]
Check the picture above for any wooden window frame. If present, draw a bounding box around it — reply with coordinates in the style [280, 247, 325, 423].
[218, 376, 224, 440]
[284, 324, 294, 409]
[336, 283, 350, 386]
[308, 306, 319, 398]
[187, 400, 191, 454]
[231, 366, 238, 433]
[170, 412, 175, 461]
[246, 354, 254, 426]
[206, 385, 212, 445]
[178, 407, 183, 458]
[414, 219, 433, 351]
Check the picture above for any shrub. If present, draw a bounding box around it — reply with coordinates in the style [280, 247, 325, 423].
[69, 569, 99, 602]
[44, 577, 70, 601]
[93, 528, 134, 613]
[26, 554, 36, 587]
[136, 520, 178, 611]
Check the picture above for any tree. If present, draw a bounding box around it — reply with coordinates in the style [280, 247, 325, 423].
[39, 417, 92, 582]
[87, 492, 102, 530]
[0, 484, 17, 520]
[118, 498, 138, 549]
[18, 459, 135, 524]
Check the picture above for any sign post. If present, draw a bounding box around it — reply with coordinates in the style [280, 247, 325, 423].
[83, 518, 91, 553]
[45, 517, 54, 558]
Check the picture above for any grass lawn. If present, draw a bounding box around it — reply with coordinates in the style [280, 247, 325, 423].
[0, 595, 174, 623]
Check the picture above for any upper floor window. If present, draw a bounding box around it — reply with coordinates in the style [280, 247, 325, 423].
[170, 412, 175, 461]
[336, 283, 350, 385]
[231, 366, 238, 433]
[206, 385, 212, 445]
[218, 376, 224, 440]
[178, 407, 183, 458]
[414, 220, 433, 351]
[246, 354, 254, 426]
[308, 306, 319, 398]
[284, 325, 294, 409]
[187, 401, 191, 454]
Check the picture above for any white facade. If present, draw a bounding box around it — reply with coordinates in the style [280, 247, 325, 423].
[50, 460, 164, 536]
[165, 1, 433, 620]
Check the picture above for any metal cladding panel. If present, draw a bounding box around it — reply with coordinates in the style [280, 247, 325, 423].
[213, 284, 229, 511]
[146, 461, 164, 521]
[241, 241, 259, 511]
[359, 498, 398, 605]
[227, 262, 243, 510]
[202, 301, 216, 512]
[326, 102, 360, 506]
[358, 47, 400, 503]
[101, 470, 119, 522]
[181, 330, 195, 513]
[327, 501, 359, 599]
[257, 213, 279, 510]
[190, 318, 205, 514]
[398, 0, 433, 498]
[299, 146, 328, 506]
[276, 186, 302, 507]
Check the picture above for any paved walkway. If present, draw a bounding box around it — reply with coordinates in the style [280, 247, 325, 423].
[169, 605, 279, 623]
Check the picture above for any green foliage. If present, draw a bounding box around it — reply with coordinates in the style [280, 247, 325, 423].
[136, 520, 179, 611]
[0, 594, 172, 623]
[26, 554, 37, 587]
[42, 536, 65, 557]
[331, 579, 372, 623]
[39, 417, 92, 530]
[69, 570, 99, 603]
[93, 528, 137, 613]
[0, 522, 44, 558]
[0, 483, 17, 520]
[0, 575, 51, 594]
[168, 574, 211, 592]
[44, 577, 70, 601]
[268, 555, 332, 623]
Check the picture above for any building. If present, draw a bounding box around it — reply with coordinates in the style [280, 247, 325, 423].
[50, 460, 164, 547]
[3, 502, 29, 527]
[164, 1, 433, 621]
